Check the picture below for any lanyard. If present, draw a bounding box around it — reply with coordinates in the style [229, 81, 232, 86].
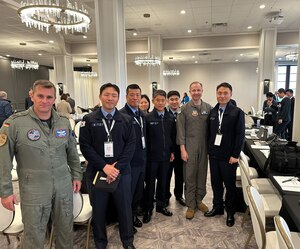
[133, 116, 144, 136]
[218, 109, 224, 133]
[102, 118, 115, 141]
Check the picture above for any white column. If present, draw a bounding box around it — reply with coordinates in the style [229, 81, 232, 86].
[94, 0, 127, 106]
[257, 28, 277, 110]
[53, 55, 74, 97]
[293, 30, 300, 142]
[148, 35, 163, 92]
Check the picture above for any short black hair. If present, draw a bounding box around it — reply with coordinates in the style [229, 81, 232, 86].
[100, 83, 120, 95]
[278, 88, 286, 94]
[286, 89, 293, 94]
[266, 92, 274, 98]
[126, 84, 141, 94]
[153, 89, 166, 99]
[167, 90, 180, 99]
[216, 82, 232, 92]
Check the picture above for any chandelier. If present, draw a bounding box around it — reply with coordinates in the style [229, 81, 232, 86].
[286, 52, 298, 61]
[80, 71, 98, 77]
[163, 69, 180, 76]
[134, 55, 161, 66]
[11, 60, 39, 70]
[18, 0, 91, 33]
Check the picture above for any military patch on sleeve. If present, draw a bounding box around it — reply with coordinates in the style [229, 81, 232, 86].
[0, 134, 7, 146]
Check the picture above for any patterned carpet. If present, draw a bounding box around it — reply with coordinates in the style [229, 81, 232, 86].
[1, 171, 262, 249]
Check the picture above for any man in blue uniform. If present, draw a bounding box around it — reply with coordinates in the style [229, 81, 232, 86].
[79, 83, 136, 249]
[205, 82, 245, 227]
[143, 90, 175, 223]
[120, 84, 147, 232]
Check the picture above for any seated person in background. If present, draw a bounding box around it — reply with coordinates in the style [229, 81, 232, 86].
[0, 91, 13, 127]
[56, 93, 72, 118]
[262, 92, 277, 126]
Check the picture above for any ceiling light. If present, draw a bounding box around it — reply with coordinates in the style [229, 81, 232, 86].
[195, 61, 198, 63]
[180, 10, 186, 14]
[235, 59, 239, 62]
[240, 54, 244, 56]
[278, 58, 282, 60]
[247, 26, 252, 29]
[259, 4, 266, 9]
[87, 64, 91, 66]
[286, 52, 298, 61]
[38, 53, 42, 56]
[49, 40, 54, 43]
[133, 32, 137, 36]
[192, 55, 195, 58]
[163, 69, 180, 76]
[18, 0, 91, 33]
[11, 59, 39, 70]
[83, 35, 87, 39]
[80, 72, 98, 77]
[134, 55, 161, 66]
[6, 55, 10, 57]
[187, 29, 192, 33]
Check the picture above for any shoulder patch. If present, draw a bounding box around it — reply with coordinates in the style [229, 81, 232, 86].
[9, 110, 29, 119]
[0, 134, 7, 146]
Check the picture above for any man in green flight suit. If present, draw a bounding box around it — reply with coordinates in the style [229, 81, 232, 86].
[0, 80, 82, 249]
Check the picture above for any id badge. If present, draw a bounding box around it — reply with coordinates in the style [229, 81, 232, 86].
[104, 141, 114, 157]
[214, 134, 223, 146]
[141, 136, 146, 149]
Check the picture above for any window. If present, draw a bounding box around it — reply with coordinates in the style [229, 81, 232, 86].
[276, 65, 297, 95]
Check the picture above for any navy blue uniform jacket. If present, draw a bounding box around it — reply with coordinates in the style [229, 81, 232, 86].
[207, 102, 245, 161]
[145, 108, 176, 162]
[119, 104, 147, 168]
[79, 108, 136, 178]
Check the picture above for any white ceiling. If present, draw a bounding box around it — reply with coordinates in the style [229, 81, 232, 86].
[0, 0, 299, 67]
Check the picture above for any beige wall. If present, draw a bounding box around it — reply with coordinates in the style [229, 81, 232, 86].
[127, 61, 259, 113]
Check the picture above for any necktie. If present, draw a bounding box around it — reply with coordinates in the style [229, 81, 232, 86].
[160, 114, 164, 119]
[219, 108, 223, 114]
[106, 113, 112, 128]
[135, 110, 139, 116]
[174, 112, 177, 118]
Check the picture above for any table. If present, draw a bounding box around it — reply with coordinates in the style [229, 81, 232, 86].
[244, 138, 300, 232]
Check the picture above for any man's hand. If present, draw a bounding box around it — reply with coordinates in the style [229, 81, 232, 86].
[103, 162, 119, 181]
[73, 180, 82, 193]
[229, 157, 238, 165]
[180, 147, 188, 162]
[170, 153, 175, 162]
[1, 194, 18, 211]
[278, 119, 283, 124]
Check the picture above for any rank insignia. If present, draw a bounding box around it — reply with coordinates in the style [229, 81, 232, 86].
[192, 110, 198, 117]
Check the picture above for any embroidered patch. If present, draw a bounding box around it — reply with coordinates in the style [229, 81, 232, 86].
[55, 129, 67, 138]
[3, 123, 10, 127]
[0, 134, 7, 146]
[27, 129, 41, 141]
[192, 110, 198, 117]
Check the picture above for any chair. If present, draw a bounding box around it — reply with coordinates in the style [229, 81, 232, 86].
[69, 118, 76, 130]
[240, 151, 277, 194]
[274, 215, 300, 249]
[245, 114, 255, 129]
[239, 156, 281, 229]
[11, 157, 18, 182]
[246, 185, 278, 249]
[236, 152, 258, 181]
[0, 202, 24, 247]
[49, 192, 92, 249]
[74, 121, 82, 142]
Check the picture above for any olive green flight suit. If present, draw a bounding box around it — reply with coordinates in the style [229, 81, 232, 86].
[176, 101, 212, 209]
[0, 108, 82, 249]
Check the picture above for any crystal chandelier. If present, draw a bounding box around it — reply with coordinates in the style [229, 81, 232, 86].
[18, 0, 91, 33]
[11, 60, 39, 70]
[286, 52, 298, 61]
[134, 55, 161, 66]
[80, 71, 98, 77]
[163, 69, 180, 76]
